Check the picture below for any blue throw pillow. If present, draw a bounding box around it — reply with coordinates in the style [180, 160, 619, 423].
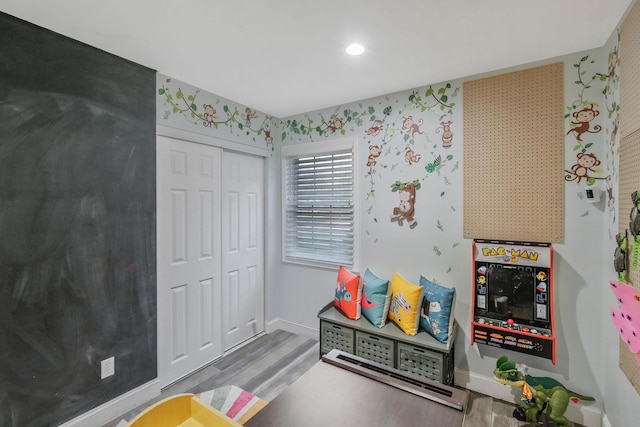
[361, 268, 391, 328]
[419, 276, 456, 342]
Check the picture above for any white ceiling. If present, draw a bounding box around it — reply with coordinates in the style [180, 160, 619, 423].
[1, 0, 634, 118]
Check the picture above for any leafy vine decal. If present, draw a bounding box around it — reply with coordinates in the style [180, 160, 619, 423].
[565, 54, 611, 187]
[281, 108, 368, 140]
[277, 81, 460, 240]
[365, 106, 394, 200]
[596, 29, 620, 120]
[364, 83, 460, 228]
[159, 82, 237, 127]
[409, 84, 458, 121]
[565, 55, 601, 154]
[158, 78, 272, 147]
[424, 152, 454, 174]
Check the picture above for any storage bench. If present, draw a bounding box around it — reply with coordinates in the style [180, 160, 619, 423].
[318, 302, 456, 384]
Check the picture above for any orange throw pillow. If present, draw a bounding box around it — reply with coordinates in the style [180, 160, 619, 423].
[334, 266, 362, 320]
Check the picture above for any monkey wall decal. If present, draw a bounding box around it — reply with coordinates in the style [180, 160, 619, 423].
[203, 104, 216, 127]
[404, 147, 421, 165]
[242, 107, 257, 126]
[565, 152, 601, 183]
[263, 124, 273, 150]
[401, 115, 424, 138]
[367, 145, 382, 167]
[264, 129, 273, 148]
[566, 104, 602, 141]
[325, 117, 343, 135]
[365, 119, 384, 137]
[390, 181, 420, 229]
[436, 120, 454, 148]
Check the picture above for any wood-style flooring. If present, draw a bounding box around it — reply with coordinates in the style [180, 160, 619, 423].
[103, 330, 582, 426]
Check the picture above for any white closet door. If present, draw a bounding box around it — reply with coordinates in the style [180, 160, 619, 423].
[221, 151, 265, 351]
[157, 135, 222, 387]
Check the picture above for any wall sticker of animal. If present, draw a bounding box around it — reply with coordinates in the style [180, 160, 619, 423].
[566, 104, 602, 141]
[436, 120, 454, 148]
[365, 119, 384, 136]
[404, 147, 421, 165]
[325, 117, 343, 134]
[242, 107, 257, 126]
[367, 144, 382, 167]
[401, 115, 424, 138]
[564, 152, 601, 183]
[203, 104, 216, 127]
[391, 182, 418, 228]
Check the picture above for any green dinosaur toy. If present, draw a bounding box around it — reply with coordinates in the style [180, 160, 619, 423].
[493, 355, 594, 427]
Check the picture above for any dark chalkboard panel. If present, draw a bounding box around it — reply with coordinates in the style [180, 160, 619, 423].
[0, 12, 156, 427]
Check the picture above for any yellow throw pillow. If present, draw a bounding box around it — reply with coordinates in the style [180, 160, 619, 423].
[388, 272, 424, 336]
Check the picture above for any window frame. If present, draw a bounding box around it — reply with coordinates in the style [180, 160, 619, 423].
[281, 138, 359, 270]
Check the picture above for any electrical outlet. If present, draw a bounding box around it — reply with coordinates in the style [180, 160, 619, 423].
[101, 356, 115, 379]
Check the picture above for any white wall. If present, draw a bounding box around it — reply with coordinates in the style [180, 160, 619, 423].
[266, 43, 635, 425]
[153, 17, 640, 427]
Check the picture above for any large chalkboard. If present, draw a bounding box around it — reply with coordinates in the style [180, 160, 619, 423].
[0, 13, 156, 427]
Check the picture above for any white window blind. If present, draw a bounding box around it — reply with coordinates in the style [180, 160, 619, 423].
[282, 142, 356, 267]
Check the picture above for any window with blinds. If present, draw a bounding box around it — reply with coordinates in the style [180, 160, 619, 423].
[282, 139, 358, 268]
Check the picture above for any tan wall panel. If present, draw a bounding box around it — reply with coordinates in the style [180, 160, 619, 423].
[620, 2, 640, 137]
[463, 62, 564, 243]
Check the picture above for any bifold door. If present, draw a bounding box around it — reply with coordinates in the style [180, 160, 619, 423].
[157, 136, 265, 387]
[221, 151, 265, 351]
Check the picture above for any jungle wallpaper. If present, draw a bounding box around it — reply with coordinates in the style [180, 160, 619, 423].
[157, 38, 619, 288]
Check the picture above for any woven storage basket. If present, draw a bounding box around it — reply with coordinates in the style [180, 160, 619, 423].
[320, 322, 354, 354]
[397, 342, 445, 382]
[355, 331, 394, 366]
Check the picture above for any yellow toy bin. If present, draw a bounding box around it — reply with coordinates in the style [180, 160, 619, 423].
[127, 393, 242, 427]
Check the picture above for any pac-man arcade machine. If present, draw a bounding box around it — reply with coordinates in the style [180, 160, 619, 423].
[471, 239, 556, 364]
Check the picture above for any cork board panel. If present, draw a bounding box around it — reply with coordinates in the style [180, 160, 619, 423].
[463, 62, 564, 243]
[620, 1, 640, 137]
[617, 129, 640, 394]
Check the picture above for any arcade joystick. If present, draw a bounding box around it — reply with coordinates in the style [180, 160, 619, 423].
[507, 318, 515, 327]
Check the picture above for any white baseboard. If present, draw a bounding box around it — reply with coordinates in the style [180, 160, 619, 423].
[58, 379, 160, 427]
[265, 317, 318, 341]
[454, 368, 603, 427]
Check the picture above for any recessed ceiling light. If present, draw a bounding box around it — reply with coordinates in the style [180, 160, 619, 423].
[345, 43, 365, 56]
